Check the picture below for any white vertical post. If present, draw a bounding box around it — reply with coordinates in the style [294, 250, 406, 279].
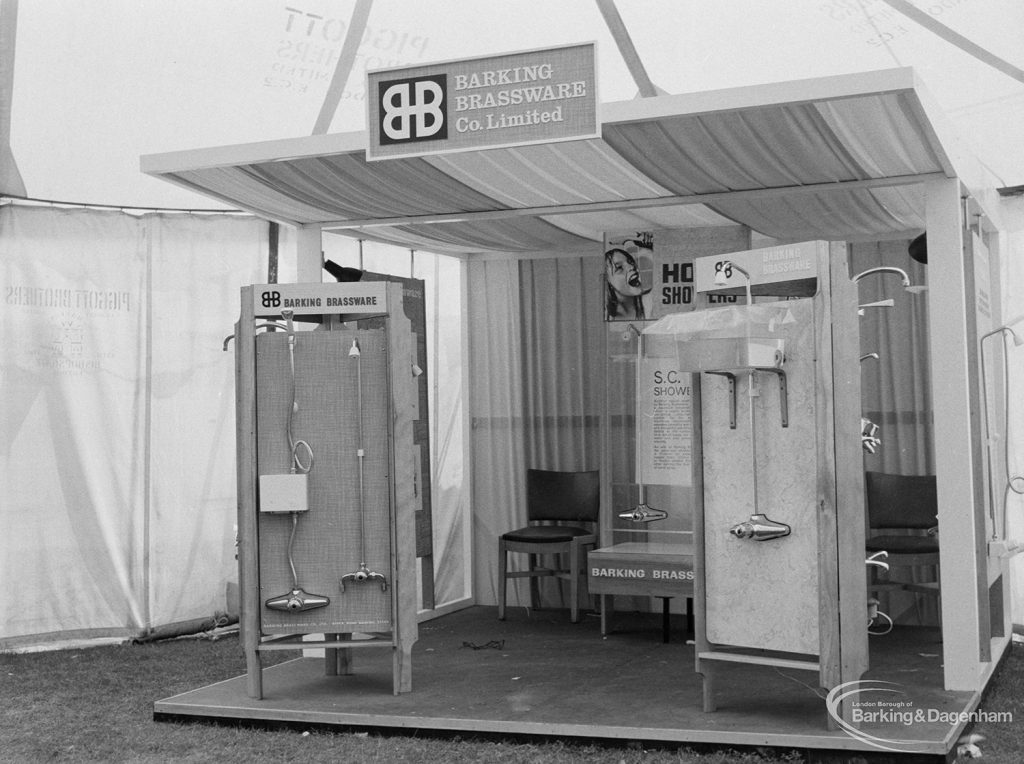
[295, 226, 322, 284]
[926, 176, 983, 691]
[987, 229, 1015, 645]
[459, 257, 475, 602]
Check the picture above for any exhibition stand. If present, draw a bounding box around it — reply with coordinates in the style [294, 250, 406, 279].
[231, 281, 420, 696]
[614, 240, 868, 714]
[143, 53, 1020, 759]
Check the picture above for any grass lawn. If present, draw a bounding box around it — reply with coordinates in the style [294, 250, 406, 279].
[1, 629, 1021, 763]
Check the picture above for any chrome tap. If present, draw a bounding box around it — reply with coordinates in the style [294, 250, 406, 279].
[729, 513, 791, 541]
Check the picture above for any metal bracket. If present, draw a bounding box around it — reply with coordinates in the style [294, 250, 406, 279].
[703, 368, 788, 429]
[705, 371, 737, 428]
[761, 368, 789, 428]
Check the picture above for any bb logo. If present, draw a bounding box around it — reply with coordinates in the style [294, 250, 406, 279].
[378, 75, 447, 145]
[261, 291, 281, 308]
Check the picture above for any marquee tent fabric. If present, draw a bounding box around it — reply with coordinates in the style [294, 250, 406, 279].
[8, 1, 1024, 210]
[141, 68, 967, 255]
[0, 204, 268, 648]
[0, 205, 470, 649]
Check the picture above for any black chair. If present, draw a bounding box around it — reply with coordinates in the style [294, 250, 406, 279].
[498, 469, 600, 623]
[865, 471, 940, 620]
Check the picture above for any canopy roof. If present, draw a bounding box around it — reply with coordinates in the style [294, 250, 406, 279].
[141, 67, 979, 256]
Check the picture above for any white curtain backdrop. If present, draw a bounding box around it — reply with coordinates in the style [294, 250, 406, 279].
[519, 257, 605, 469]
[469, 258, 526, 608]
[146, 213, 267, 629]
[1, 203, 267, 647]
[426, 254, 470, 609]
[469, 255, 605, 610]
[852, 240, 933, 476]
[850, 239, 936, 623]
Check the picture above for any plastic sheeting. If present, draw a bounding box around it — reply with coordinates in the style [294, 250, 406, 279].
[0, 203, 267, 647]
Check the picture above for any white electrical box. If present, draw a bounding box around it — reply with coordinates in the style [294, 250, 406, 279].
[258, 473, 309, 513]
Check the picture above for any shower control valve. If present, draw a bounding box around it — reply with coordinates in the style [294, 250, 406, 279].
[340, 563, 389, 592]
[618, 506, 668, 523]
[729, 513, 791, 541]
[264, 588, 330, 612]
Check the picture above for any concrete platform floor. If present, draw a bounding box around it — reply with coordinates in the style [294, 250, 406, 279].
[154, 606, 977, 761]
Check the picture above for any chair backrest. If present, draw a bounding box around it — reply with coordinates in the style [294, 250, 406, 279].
[865, 471, 938, 530]
[526, 469, 600, 523]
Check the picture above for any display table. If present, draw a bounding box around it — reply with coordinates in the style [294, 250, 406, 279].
[588, 542, 694, 642]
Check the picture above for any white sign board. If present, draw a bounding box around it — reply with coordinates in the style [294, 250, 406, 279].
[637, 357, 693, 486]
[252, 282, 388, 318]
[367, 43, 598, 160]
[694, 240, 825, 298]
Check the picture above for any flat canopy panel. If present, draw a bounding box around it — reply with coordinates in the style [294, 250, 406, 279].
[258, 154, 506, 219]
[362, 217, 595, 255]
[603, 104, 853, 192]
[168, 168, 331, 225]
[715, 185, 927, 242]
[425, 139, 671, 208]
[140, 68, 969, 256]
[542, 206, 738, 241]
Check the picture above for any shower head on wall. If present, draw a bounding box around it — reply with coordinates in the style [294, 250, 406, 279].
[713, 261, 752, 305]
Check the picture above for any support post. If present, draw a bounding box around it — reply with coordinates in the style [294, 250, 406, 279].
[235, 287, 263, 699]
[926, 176, 986, 691]
[312, 0, 374, 135]
[594, 0, 662, 97]
[295, 225, 322, 284]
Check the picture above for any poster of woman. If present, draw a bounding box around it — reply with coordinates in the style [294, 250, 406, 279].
[604, 233, 654, 321]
